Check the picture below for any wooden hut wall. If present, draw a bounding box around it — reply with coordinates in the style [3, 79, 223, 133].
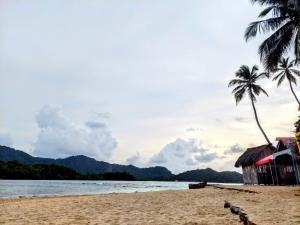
[256, 164, 274, 185]
[292, 154, 300, 184]
[275, 154, 297, 185]
[297, 158, 300, 181]
[242, 165, 258, 184]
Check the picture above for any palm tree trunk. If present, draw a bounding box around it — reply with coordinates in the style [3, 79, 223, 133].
[250, 98, 272, 145]
[288, 79, 300, 104]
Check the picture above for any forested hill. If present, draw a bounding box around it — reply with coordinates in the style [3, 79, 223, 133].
[0, 160, 136, 180]
[0, 145, 243, 183]
[0, 146, 172, 180]
[175, 168, 243, 183]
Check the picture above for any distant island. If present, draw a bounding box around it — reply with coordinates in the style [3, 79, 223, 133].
[0, 145, 243, 183]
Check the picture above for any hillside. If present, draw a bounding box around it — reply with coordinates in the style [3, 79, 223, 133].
[176, 168, 243, 183]
[0, 146, 172, 180]
[0, 145, 243, 183]
[0, 160, 135, 180]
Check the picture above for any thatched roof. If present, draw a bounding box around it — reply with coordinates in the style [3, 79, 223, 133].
[276, 138, 298, 153]
[235, 144, 275, 168]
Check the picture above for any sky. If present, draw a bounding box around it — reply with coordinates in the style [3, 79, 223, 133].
[0, 0, 298, 174]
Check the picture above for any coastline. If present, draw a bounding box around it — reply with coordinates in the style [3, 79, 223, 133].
[0, 185, 299, 225]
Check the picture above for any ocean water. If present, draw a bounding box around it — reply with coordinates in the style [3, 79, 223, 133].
[0, 180, 194, 198]
[0, 180, 242, 198]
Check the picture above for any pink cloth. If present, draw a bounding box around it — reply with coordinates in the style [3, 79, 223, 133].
[255, 155, 273, 166]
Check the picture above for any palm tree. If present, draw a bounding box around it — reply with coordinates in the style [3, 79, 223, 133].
[272, 57, 300, 104]
[245, 0, 300, 70]
[228, 65, 271, 144]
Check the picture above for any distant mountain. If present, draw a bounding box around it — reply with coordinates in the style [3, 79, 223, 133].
[0, 146, 172, 180]
[0, 145, 243, 183]
[175, 168, 243, 183]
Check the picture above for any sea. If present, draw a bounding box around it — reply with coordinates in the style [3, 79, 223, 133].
[0, 180, 241, 198]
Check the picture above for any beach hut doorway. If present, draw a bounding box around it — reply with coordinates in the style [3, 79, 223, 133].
[256, 163, 275, 185]
[274, 154, 297, 185]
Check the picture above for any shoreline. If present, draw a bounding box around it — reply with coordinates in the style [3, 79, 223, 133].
[0, 184, 248, 201]
[0, 185, 299, 224]
[0, 184, 261, 201]
[0, 180, 243, 200]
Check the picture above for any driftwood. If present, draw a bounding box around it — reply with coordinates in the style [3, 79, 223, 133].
[189, 181, 207, 189]
[224, 201, 257, 225]
[208, 185, 259, 194]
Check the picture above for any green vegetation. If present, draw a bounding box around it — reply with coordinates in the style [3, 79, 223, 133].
[0, 160, 136, 181]
[228, 65, 271, 144]
[0, 155, 243, 182]
[245, 0, 300, 70]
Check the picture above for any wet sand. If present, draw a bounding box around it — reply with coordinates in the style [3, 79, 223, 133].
[0, 185, 299, 225]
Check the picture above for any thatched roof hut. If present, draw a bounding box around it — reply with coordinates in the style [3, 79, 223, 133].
[235, 144, 275, 168]
[275, 137, 298, 153]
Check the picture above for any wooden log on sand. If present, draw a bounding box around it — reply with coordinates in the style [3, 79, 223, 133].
[209, 185, 259, 194]
[224, 201, 257, 225]
[188, 181, 207, 189]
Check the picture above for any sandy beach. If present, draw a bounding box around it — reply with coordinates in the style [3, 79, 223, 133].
[0, 185, 299, 225]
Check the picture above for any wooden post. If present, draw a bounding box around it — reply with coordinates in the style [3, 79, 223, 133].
[274, 159, 279, 185]
[295, 158, 300, 184]
[269, 162, 275, 185]
[292, 156, 299, 184]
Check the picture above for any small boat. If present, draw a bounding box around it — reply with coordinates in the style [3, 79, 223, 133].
[188, 181, 207, 189]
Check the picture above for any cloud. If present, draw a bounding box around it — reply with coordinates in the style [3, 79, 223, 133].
[126, 152, 141, 165]
[0, 133, 13, 147]
[95, 112, 110, 119]
[186, 127, 203, 132]
[150, 153, 168, 164]
[224, 145, 244, 155]
[33, 105, 117, 160]
[234, 117, 249, 123]
[85, 121, 107, 129]
[194, 152, 218, 163]
[149, 138, 218, 173]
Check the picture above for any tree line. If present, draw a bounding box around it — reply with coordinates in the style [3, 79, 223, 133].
[0, 160, 136, 181]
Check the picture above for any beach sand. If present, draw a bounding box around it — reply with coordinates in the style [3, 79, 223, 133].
[0, 185, 299, 225]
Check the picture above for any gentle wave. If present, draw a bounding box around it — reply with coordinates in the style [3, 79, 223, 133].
[0, 180, 241, 198]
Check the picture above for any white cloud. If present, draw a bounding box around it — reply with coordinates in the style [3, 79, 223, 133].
[224, 145, 245, 155]
[0, 132, 13, 147]
[149, 138, 218, 173]
[33, 105, 117, 160]
[126, 152, 141, 165]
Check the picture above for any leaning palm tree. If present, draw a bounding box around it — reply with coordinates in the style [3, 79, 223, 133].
[245, 0, 300, 70]
[228, 65, 271, 144]
[272, 57, 300, 104]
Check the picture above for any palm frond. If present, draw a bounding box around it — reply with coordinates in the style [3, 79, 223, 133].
[289, 74, 297, 84]
[258, 5, 289, 17]
[234, 88, 246, 105]
[259, 21, 297, 70]
[232, 85, 245, 93]
[256, 71, 270, 79]
[250, 0, 290, 6]
[291, 68, 300, 76]
[245, 16, 288, 41]
[295, 30, 300, 62]
[235, 65, 251, 79]
[252, 84, 269, 96]
[277, 74, 286, 86]
[251, 65, 259, 75]
[228, 79, 247, 87]
[272, 71, 285, 80]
